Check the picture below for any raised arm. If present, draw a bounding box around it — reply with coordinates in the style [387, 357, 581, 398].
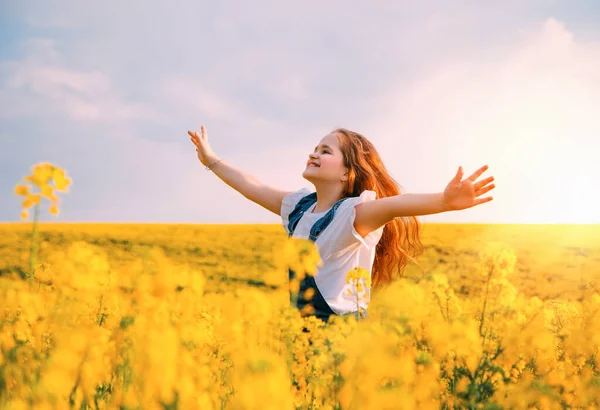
[189, 126, 291, 216]
[353, 165, 495, 238]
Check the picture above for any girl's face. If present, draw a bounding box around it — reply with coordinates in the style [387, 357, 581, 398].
[302, 132, 348, 183]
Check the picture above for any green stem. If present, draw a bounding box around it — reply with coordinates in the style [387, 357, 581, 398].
[479, 263, 494, 337]
[28, 202, 40, 281]
[355, 282, 360, 321]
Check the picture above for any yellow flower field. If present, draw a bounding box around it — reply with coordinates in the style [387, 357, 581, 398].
[1, 222, 600, 409]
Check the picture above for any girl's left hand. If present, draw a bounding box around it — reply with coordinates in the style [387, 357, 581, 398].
[443, 165, 495, 211]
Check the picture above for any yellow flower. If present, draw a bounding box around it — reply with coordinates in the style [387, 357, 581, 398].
[346, 267, 371, 288]
[16, 163, 71, 222]
[21, 198, 34, 209]
[285, 238, 322, 277]
[301, 304, 315, 316]
[303, 288, 315, 301]
[28, 163, 54, 187]
[22, 193, 41, 209]
[41, 184, 59, 201]
[15, 184, 29, 196]
[29, 193, 41, 204]
[455, 377, 469, 393]
[289, 279, 300, 294]
[55, 175, 72, 192]
[52, 167, 65, 180]
[53, 167, 72, 191]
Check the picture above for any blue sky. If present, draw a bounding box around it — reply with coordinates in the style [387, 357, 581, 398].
[1, 1, 599, 224]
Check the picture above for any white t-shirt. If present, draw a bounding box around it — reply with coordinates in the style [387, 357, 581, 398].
[280, 187, 385, 315]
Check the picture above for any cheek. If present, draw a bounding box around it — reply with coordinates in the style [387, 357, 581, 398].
[323, 157, 343, 171]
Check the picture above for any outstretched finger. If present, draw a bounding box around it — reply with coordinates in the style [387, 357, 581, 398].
[188, 131, 199, 143]
[467, 165, 489, 182]
[476, 184, 495, 196]
[188, 132, 199, 144]
[452, 166, 464, 183]
[474, 176, 494, 190]
[474, 196, 493, 206]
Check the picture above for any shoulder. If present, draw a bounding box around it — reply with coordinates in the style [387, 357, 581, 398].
[282, 187, 314, 210]
[326, 189, 384, 251]
[281, 187, 315, 234]
[340, 190, 377, 210]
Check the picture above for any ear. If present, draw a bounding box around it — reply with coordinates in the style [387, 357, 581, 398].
[341, 169, 349, 182]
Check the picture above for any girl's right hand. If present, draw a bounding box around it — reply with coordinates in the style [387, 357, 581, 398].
[188, 125, 218, 166]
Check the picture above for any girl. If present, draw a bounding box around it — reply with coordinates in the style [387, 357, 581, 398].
[189, 125, 495, 322]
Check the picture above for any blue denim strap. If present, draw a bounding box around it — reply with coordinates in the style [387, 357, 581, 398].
[287, 192, 317, 236]
[287, 193, 350, 240]
[308, 197, 349, 241]
[287, 193, 354, 322]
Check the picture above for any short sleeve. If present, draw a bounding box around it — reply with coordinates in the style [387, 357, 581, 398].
[281, 187, 313, 235]
[332, 190, 385, 252]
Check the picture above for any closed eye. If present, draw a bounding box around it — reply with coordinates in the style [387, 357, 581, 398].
[314, 144, 333, 154]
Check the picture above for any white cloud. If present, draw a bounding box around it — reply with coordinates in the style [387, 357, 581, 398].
[368, 17, 600, 223]
[1, 39, 159, 122]
[0, 38, 200, 222]
[161, 77, 243, 120]
[4, 65, 157, 122]
[3, 2, 600, 224]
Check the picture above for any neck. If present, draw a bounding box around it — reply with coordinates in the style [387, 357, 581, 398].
[311, 182, 346, 213]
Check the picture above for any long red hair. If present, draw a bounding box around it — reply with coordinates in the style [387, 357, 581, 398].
[334, 128, 424, 290]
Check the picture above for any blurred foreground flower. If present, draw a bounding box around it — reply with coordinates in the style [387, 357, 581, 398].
[346, 266, 371, 320]
[14, 162, 72, 280]
[279, 238, 323, 310]
[16, 162, 71, 218]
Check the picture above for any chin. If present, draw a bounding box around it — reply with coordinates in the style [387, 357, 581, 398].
[303, 166, 324, 181]
[303, 174, 325, 184]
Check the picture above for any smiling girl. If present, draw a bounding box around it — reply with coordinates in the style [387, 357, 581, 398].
[189, 125, 495, 322]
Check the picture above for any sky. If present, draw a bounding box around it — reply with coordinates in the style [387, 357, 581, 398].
[1, 1, 599, 224]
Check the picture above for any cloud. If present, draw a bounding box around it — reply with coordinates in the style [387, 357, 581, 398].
[0, 38, 196, 222]
[367, 17, 600, 223]
[1, 40, 159, 122]
[160, 77, 247, 121]
[2, 3, 599, 224]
